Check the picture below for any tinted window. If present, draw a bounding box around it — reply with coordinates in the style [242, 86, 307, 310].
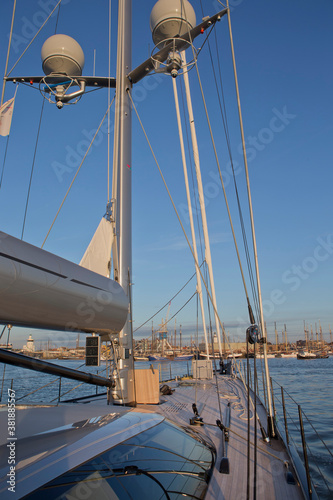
[24, 419, 215, 499]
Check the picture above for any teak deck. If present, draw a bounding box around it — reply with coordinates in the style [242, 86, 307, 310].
[0, 372, 306, 499]
[139, 373, 305, 500]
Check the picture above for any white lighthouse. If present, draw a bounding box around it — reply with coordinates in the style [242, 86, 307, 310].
[23, 334, 35, 353]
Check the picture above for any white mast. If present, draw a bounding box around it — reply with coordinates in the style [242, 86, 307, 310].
[172, 76, 210, 359]
[111, 0, 135, 405]
[181, 52, 223, 357]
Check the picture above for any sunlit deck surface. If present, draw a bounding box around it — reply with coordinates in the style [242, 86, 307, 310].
[138, 373, 305, 500]
[0, 373, 306, 499]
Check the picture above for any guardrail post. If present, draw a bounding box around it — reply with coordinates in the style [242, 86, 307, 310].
[262, 371, 267, 409]
[270, 377, 277, 420]
[281, 387, 289, 446]
[58, 377, 62, 403]
[298, 405, 312, 499]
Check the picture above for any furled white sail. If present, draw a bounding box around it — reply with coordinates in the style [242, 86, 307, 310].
[80, 217, 113, 277]
[0, 96, 15, 136]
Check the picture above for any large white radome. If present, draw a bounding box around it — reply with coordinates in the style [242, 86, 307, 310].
[150, 0, 196, 45]
[41, 34, 85, 76]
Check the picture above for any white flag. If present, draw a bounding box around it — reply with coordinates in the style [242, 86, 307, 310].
[0, 97, 15, 137]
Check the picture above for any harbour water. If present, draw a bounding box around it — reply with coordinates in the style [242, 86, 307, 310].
[0, 356, 332, 498]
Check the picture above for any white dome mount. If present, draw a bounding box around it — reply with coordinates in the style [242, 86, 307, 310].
[150, 0, 196, 46]
[41, 34, 85, 76]
[40, 34, 86, 108]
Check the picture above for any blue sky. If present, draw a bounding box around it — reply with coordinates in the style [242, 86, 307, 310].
[0, 0, 332, 349]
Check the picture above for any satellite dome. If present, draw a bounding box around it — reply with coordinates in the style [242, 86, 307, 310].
[41, 34, 85, 76]
[150, 0, 196, 45]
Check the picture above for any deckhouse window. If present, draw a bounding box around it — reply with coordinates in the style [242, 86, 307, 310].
[24, 419, 215, 499]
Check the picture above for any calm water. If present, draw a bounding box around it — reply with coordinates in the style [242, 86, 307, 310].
[0, 356, 332, 498]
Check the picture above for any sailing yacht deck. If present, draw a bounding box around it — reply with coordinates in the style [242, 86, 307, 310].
[138, 373, 305, 500]
[0, 372, 306, 499]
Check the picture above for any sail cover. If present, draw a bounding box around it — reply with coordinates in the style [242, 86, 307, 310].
[0, 231, 128, 334]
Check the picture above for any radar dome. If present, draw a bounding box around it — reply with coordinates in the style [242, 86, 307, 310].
[41, 34, 85, 76]
[150, 0, 196, 45]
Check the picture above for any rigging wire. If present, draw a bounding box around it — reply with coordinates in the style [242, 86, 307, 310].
[150, 292, 197, 341]
[21, 98, 45, 240]
[0, 325, 6, 341]
[225, 0, 275, 432]
[128, 91, 238, 359]
[107, 0, 112, 202]
[206, 291, 224, 423]
[0, 136, 11, 191]
[0, 326, 12, 402]
[183, 43, 256, 329]
[54, 2, 61, 34]
[172, 75, 210, 358]
[201, 17, 268, 458]
[179, 75, 214, 356]
[202, 24, 270, 464]
[208, 30, 259, 317]
[200, 0, 260, 322]
[128, 268, 137, 407]
[179, 79, 205, 265]
[205, 4, 260, 321]
[0, 0, 16, 107]
[133, 265, 201, 334]
[253, 343, 258, 500]
[7, 0, 63, 77]
[181, 50, 223, 356]
[0, 0, 17, 191]
[246, 341, 251, 500]
[41, 97, 115, 248]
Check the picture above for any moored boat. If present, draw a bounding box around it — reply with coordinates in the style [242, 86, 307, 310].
[147, 354, 169, 361]
[297, 350, 317, 359]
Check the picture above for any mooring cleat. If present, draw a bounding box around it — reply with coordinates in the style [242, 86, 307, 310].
[190, 415, 204, 425]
